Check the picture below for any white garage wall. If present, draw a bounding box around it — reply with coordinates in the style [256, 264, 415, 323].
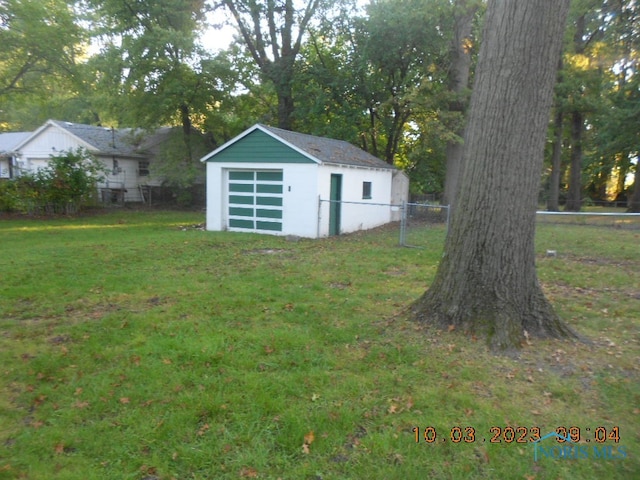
[317, 164, 394, 237]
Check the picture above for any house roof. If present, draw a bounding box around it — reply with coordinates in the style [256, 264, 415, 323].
[0, 132, 30, 155]
[201, 124, 396, 170]
[14, 120, 146, 158]
[48, 120, 145, 158]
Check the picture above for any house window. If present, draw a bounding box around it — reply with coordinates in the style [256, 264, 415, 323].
[112, 159, 120, 175]
[362, 181, 372, 199]
[138, 161, 150, 176]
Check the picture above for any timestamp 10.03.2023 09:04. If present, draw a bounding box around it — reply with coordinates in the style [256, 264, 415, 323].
[411, 426, 621, 444]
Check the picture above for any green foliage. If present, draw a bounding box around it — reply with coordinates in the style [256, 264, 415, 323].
[150, 129, 213, 206]
[294, 0, 471, 196]
[1, 0, 639, 205]
[0, 0, 86, 129]
[0, 212, 638, 478]
[83, 0, 214, 130]
[0, 149, 106, 214]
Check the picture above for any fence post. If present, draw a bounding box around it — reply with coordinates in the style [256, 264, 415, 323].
[446, 204, 451, 232]
[400, 201, 406, 246]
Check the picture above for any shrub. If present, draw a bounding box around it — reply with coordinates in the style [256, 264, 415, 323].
[0, 149, 107, 215]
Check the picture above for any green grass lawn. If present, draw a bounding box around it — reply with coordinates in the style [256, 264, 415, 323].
[1, 210, 638, 479]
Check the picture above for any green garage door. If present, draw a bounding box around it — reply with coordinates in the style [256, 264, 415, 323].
[228, 170, 283, 232]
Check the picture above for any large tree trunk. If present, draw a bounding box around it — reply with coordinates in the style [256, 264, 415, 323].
[411, 0, 577, 350]
[441, 0, 477, 208]
[547, 108, 564, 211]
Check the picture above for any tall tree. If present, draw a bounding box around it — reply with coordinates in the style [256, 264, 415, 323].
[591, 0, 640, 211]
[0, 0, 85, 127]
[294, 0, 454, 170]
[357, 0, 451, 164]
[217, 0, 329, 130]
[411, 0, 576, 350]
[85, 0, 212, 133]
[82, 0, 222, 204]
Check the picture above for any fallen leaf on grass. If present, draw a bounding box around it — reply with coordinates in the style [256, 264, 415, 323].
[240, 466, 258, 478]
[54, 443, 65, 455]
[406, 397, 414, 411]
[304, 430, 315, 445]
[302, 430, 315, 454]
[73, 401, 89, 409]
[139, 465, 157, 475]
[197, 423, 210, 436]
[119, 397, 130, 404]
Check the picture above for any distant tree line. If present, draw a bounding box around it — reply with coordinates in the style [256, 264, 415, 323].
[0, 0, 638, 211]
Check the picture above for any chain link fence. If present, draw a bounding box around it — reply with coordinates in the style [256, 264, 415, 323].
[322, 200, 639, 247]
[535, 210, 640, 229]
[400, 203, 450, 247]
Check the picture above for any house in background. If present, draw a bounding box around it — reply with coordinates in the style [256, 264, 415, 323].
[8, 120, 163, 203]
[201, 124, 409, 238]
[0, 132, 30, 179]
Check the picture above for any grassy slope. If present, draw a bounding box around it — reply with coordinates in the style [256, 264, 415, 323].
[0, 211, 638, 479]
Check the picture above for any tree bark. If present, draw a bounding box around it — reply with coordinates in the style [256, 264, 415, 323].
[442, 0, 477, 208]
[411, 0, 577, 350]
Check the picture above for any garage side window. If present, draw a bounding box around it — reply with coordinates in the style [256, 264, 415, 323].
[362, 181, 372, 199]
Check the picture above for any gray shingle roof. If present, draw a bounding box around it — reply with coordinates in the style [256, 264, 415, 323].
[260, 125, 395, 170]
[49, 120, 145, 158]
[0, 132, 30, 154]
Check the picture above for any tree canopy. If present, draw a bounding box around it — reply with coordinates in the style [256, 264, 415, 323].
[0, 0, 638, 209]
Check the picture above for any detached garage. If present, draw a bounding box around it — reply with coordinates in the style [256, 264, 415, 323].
[201, 124, 409, 238]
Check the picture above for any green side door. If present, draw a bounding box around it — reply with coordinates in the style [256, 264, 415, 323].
[329, 174, 342, 236]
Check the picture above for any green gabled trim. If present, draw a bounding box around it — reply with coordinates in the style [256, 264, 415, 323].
[207, 130, 315, 164]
